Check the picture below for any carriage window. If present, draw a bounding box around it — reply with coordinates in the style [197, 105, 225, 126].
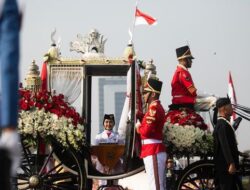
[91, 76, 126, 145]
[90, 76, 127, 175]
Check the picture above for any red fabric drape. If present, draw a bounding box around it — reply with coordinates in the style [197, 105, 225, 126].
[41, 61, 48, 91]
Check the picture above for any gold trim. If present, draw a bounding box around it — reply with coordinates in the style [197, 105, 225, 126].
[48, 57, 129, 65]
[150, 101, 157, 106]
[146, 120, 153, 124]
[177, 54, 193, 60]
[146, 116, 156, 121]
[144, 83, 161, 94]
[183, 49, 190, 56]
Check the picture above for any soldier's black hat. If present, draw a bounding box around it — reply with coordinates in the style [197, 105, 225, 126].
[216, 97, 231, 108]
[103, 114, 115, 125]
[144, 78, 162, 94]
[176, 45, 194, 60]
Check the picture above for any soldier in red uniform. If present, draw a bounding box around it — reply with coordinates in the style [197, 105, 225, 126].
[136, 78, 167, 190]
[171, 45, 196, 107]
[166, 45, 207, 130]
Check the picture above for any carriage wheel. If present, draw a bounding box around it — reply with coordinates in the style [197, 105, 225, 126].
[175, 160, 215, 190]
[13, 136, 86, 190]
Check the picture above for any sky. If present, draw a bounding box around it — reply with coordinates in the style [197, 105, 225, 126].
[19, 0, 250, 150]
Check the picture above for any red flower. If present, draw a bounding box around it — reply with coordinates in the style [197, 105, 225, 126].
[44, 103, 53, 111]
[29, 100, 35, 107]
[35, 102, 43, 109]
[165, 108, 208, 130]
[52, 110, 61, 117]
[18, 88, 84, 126]
[19, 99, 30, 110]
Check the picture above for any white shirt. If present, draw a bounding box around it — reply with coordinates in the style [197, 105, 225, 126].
[95, 130, 124, 145]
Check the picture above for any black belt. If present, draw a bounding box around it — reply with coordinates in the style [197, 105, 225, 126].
[168, 104, 194, 110]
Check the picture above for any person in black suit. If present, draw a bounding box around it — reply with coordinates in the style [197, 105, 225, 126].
[213, 97, 242, 190]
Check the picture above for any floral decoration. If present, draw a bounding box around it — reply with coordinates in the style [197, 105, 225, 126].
[18, 88, 85, 150]
[163, 121, 213, 157]
[165, 108, 208, 130]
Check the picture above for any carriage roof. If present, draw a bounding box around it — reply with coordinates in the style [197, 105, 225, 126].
[48, 57, 131, 76]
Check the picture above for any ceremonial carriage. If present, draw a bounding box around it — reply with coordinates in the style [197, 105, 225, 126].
[14, 29, 250, 190]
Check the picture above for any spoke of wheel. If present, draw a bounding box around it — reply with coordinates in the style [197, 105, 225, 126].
[16, 181, 29, 185]
[15, 174, 29, 181]
[21, 155, 33, 174]
[197, 169, 205, 189]
[21, 144, 34, 174]
[38, 149, 54, 175]
[41, 162, 63, 178]
[186, 175, 199, 188]
[35, 137, 41, 174]
[198, 166, 214, 189]
[185, 174, 200, 188]
[44, 183, 74, 190]
[53, 183, 77, 190]
[18, 185, 31, 190]
[21, 140, 33, 175]
[206, 178, 212, 189]
[204, 179, 209, 188]
[12, 176, 29, 186]
[206, 174, 215, 189]
[51, 165, 64, 175]
[46, 172, 77, 182]
[181, 183, 195, 189]
[184, 175, 192, 183]
[209, 178, 215, 188]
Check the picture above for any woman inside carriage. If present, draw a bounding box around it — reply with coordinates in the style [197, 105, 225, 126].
[165, 45, 216, 130]
[92, 114, 124, 189]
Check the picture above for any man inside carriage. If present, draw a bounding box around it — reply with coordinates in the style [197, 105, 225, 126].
[165, 45, 216, 130]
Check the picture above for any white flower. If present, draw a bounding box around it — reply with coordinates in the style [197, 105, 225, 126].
[163, 121, 213, 156]
[18, 108, 85, 150]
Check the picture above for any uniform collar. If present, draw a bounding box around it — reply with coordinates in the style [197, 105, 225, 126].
[150, 99, 160, 105]
[103, 130, 113, 137]
[177, 64, 188, 71]
[104, 129, 112, 133]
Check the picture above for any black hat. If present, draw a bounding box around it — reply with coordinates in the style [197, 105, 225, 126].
[176, 45, 194, 60]
[103, 114, 115, 125]
[216, 97, 231, 108]
[144, 78, 162, 94]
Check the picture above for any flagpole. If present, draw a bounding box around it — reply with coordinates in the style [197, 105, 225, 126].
[130, 1, 138, 43]
[228, 71, 237, 123]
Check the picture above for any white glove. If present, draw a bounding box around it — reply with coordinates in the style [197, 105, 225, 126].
[0, 131, 22, 176]
[135, 120, 141, 129]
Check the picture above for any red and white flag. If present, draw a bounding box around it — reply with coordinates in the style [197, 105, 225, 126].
[41, 61, 48, 91]
[135, 8, 157, 26]
[228, 71, 237, 121]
